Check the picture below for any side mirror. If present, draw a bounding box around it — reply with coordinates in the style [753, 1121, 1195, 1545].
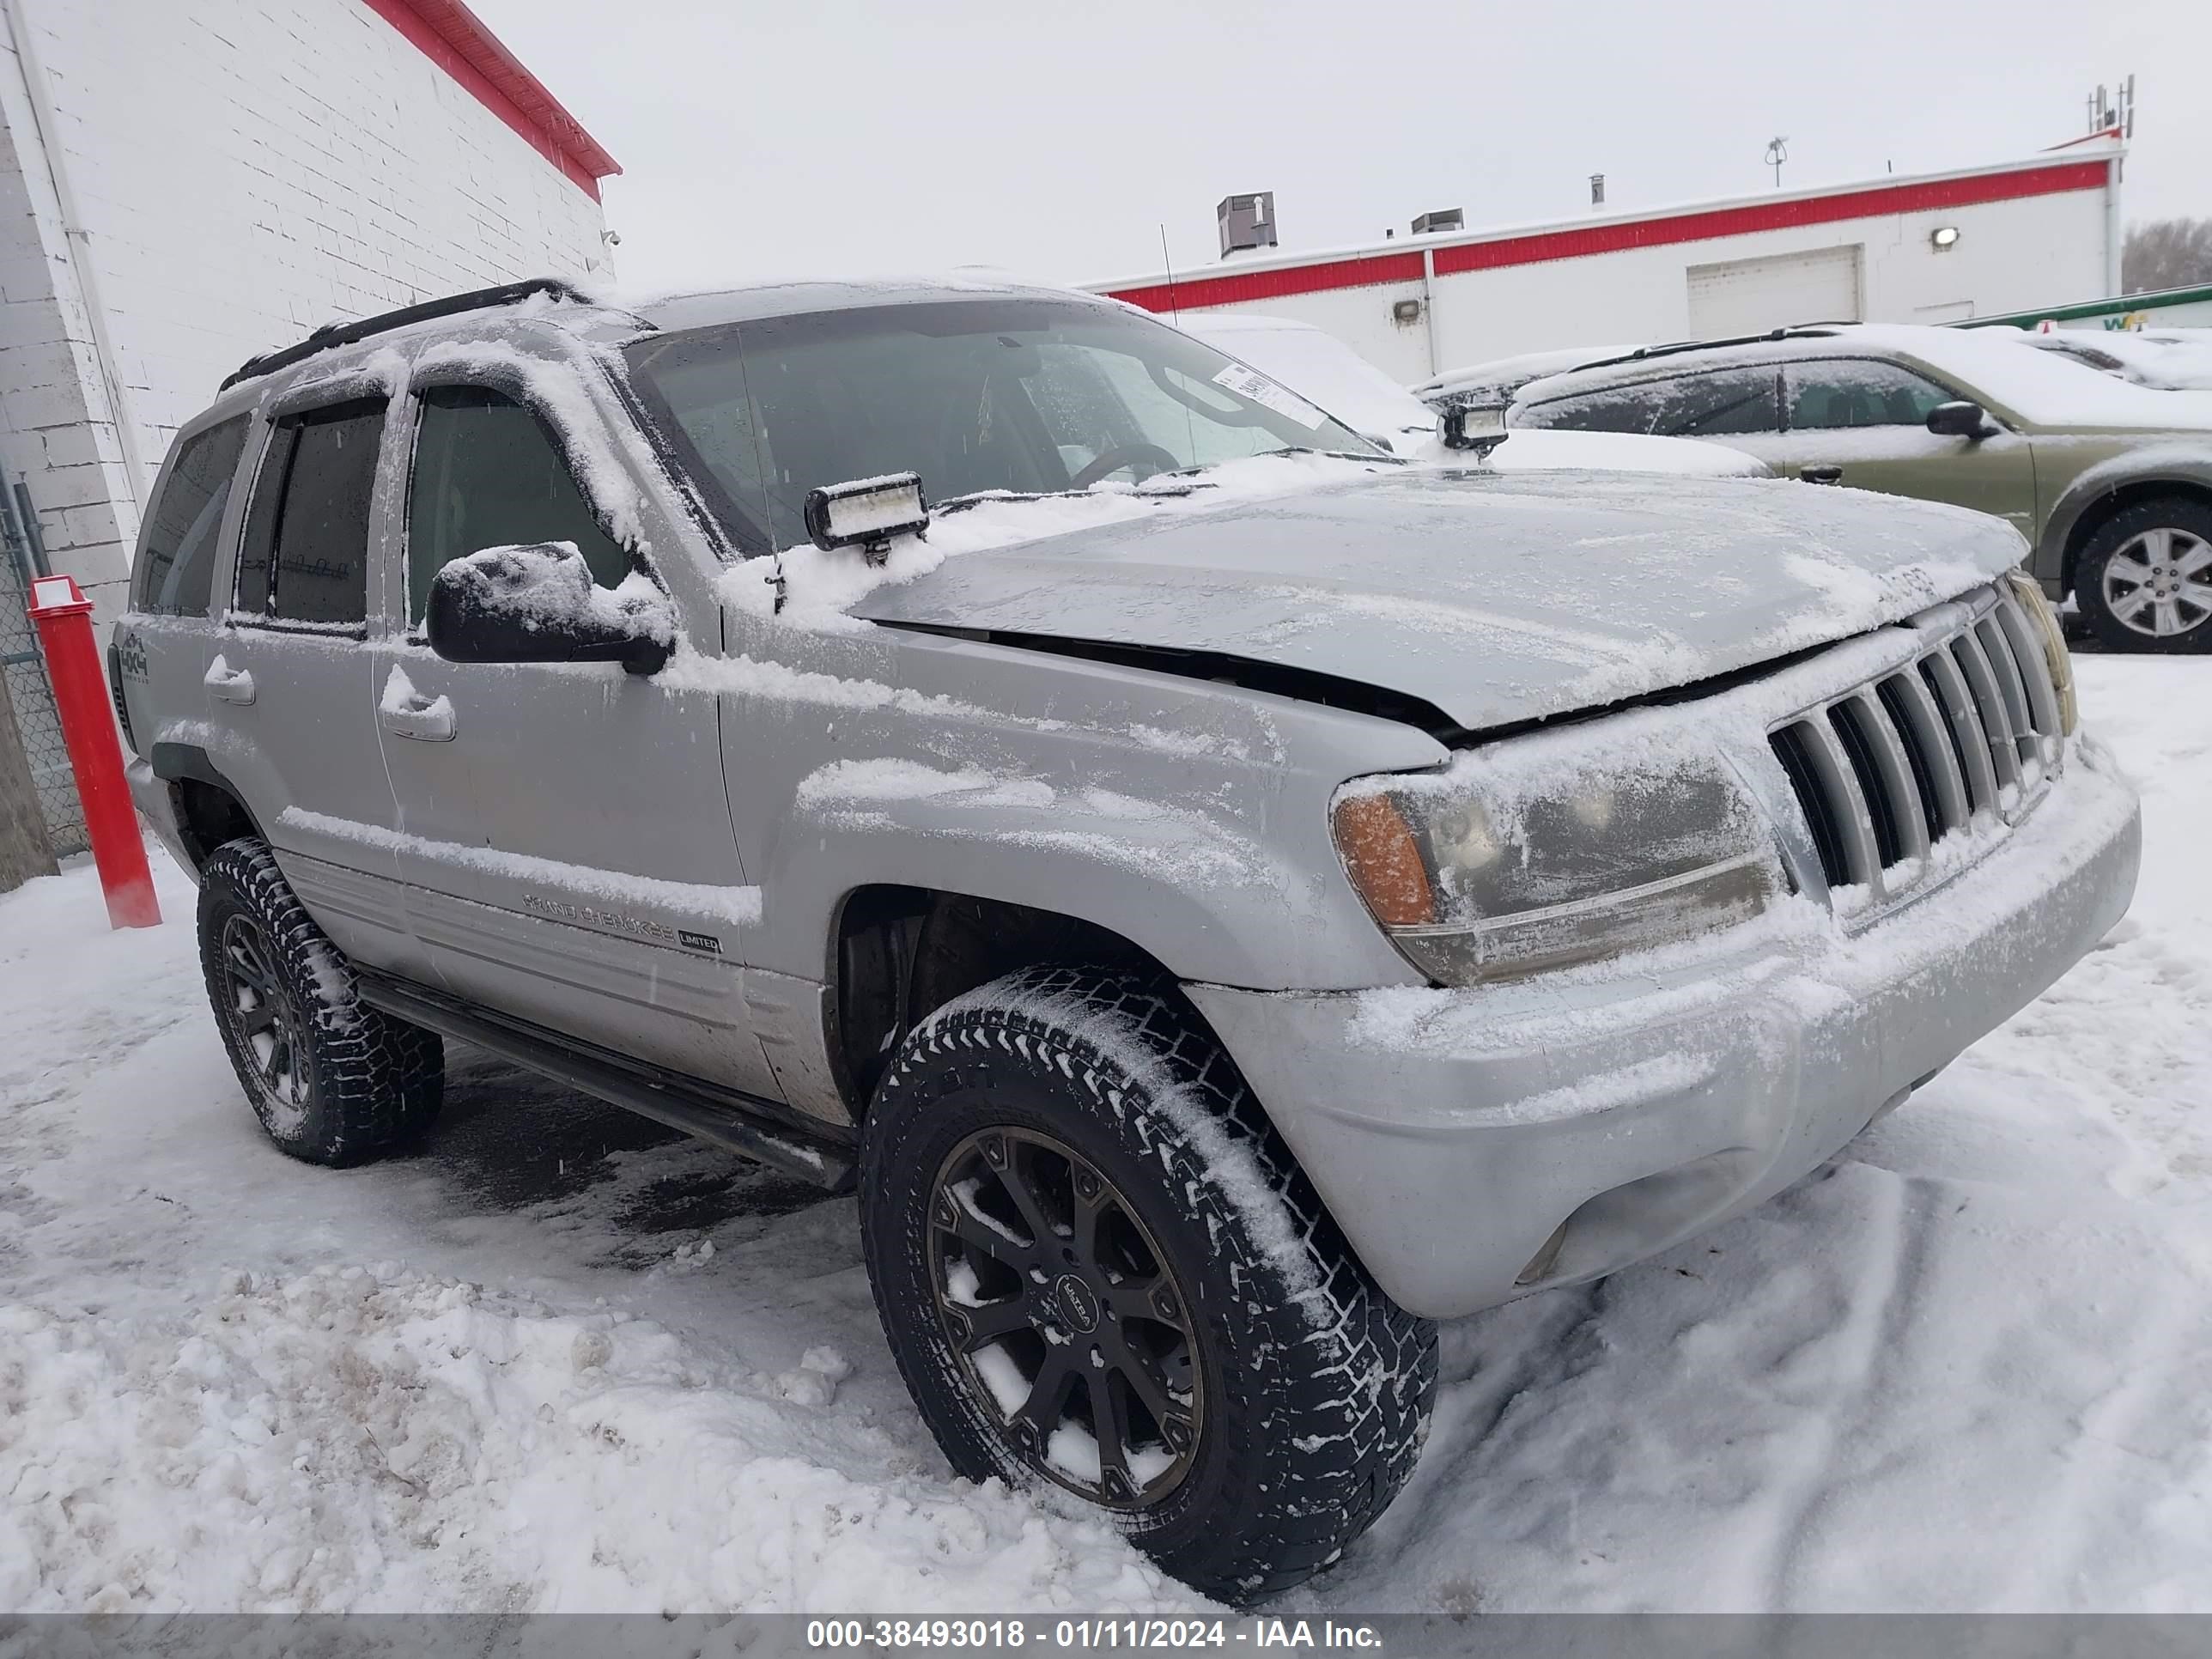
[1927, 400, 1993, 440]
[426, 542, 674, 676]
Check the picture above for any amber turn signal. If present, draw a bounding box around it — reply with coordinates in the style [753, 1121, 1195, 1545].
[1332, 794, 1437, 928]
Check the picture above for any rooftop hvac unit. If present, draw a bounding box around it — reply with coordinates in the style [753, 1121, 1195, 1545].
[1411, 209, 1465, 236]
[1218, 192, 1277, 258]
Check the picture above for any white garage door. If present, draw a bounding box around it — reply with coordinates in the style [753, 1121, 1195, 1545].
[1686, 245, 1864, 338]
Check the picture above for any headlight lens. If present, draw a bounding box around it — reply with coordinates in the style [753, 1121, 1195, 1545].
[1334, 747, 1779, 986]
[2003, 568, 2078, 735]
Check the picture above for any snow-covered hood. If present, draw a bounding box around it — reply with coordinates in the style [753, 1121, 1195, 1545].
[852, 468, 2024, 732]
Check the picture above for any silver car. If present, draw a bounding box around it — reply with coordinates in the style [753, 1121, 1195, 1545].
[117, 277, 2140, 1601]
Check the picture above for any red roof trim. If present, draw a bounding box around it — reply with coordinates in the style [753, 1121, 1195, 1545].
[1107, 160, 2109, 313]
[359, 0, 620, 202]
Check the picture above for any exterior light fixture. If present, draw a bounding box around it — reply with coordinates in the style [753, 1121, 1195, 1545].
[1392, 298, 1424, 324]
[1929, 225, 1960, 251]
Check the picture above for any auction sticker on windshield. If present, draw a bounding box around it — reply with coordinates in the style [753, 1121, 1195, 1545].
[1212, 362, 1331, 429]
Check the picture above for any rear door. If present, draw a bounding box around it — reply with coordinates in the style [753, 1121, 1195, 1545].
[117, 411, 252, 787]
[373, 368, 775, 1095]
[215, 394, 415, 972]
[1755, 358, 2039, 537]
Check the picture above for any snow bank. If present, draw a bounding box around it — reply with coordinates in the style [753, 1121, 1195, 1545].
[0, 1266, 1194, 1614]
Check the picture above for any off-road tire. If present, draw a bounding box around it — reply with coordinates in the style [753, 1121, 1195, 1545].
[197, 838, 443, 1165]
[859, 966, 1437, 1603]
[2074, 495, 2212, 654]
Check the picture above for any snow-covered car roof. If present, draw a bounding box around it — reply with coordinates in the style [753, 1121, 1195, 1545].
[629, 275, 1121, 334]
[2013, 327, 2212, 392]
[1413, 345, 1647, 410]
[1516, 322, 2212, 432]
[1169, 313, 1436, 442]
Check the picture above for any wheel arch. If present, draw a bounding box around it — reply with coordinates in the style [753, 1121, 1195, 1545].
[149, 741, 265, 872]
[826, 883, 1179, 1115]
[2051, 472, 2212, 596]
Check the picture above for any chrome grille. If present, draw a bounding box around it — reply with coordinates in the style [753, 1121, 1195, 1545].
[1767, 586, 2064, 917]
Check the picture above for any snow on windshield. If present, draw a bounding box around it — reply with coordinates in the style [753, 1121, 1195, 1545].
[623, 295, 1379, 556]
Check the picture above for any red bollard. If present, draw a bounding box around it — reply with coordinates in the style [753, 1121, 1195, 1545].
[26, 574, 160, 929]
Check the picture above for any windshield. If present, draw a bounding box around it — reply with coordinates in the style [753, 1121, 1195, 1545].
[623, 296, 1377, 553]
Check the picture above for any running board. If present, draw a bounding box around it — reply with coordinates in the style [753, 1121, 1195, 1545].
[356, 970, 855, 1192]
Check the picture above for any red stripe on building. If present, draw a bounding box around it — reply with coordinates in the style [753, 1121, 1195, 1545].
[1109, 251, 1425, 313]
[1106, 160, 2109, 311]
[360, 0, 620, 201]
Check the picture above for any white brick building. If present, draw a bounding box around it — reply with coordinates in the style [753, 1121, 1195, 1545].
[0, 0, 617, 853]
[1092, 149, 2125, 386]
[0, 0, 618, 616]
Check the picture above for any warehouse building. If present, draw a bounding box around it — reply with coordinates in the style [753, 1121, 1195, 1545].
[1092, 147, 2125, 386]
[0, 0, 617, 854]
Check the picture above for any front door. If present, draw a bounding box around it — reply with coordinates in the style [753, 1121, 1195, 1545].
[1735, 357, 2039, 540]
[372, 374, 775, 1097]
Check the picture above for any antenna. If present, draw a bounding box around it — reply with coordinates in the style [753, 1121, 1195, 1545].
[1764, 137, 1790, 189]
[1159, 223, 1194, 461]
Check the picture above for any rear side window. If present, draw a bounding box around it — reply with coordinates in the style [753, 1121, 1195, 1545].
[134, 416, 248, 616]
[235, 398, 384, 627]
[1520, 367, 1780, 438]
[406, 386, 628, 623]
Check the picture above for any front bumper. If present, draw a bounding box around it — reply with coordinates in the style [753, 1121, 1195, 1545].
[1184, 738, 2141, 1321]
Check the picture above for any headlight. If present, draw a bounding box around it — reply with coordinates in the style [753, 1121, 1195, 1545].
[2002, 569, 2078, 736]
[1333, 743, 1780, 987]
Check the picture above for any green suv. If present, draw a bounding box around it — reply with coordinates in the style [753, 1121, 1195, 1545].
[1510, 323, 2212, 653]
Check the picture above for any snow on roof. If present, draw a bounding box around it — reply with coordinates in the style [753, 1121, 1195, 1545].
[1170, 313, 1435, 437]
[1415, 345, 1649, 404]
[1519, 323, 2212, 432]
[2014, 328, 2212, 392]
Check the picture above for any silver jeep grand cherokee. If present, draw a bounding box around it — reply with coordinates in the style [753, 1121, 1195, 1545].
[115, 277, 2140, 1601]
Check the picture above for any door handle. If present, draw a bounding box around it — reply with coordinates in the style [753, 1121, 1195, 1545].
[204, 655, 257, 705]
[1800, 465, 1844, 484]
[380, 690, 457, 742]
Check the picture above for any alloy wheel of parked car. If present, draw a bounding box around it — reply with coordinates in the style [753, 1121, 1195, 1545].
[927, 1123, 1204, 1509]
[2101, 529, 2212, 641]
[216, 910, 316, 1136]
[2076, 498, 2212, 654]
[198, 839, 445, 1165]
[860, 966, 1437, 1603]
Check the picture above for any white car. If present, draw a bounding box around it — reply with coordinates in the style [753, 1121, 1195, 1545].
[2013, 327, 2212, 392]
[1175, 313, 1764, 477]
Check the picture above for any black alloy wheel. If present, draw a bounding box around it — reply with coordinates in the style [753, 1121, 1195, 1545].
[216, 909, 316, 1134]
[928, 1124, 1202, 1508]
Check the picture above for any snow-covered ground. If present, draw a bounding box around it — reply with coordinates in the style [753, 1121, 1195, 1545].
[3, 656, 2208, 1615]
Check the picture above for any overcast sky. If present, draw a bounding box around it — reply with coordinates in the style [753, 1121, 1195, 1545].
[471, 0, 2206, 300]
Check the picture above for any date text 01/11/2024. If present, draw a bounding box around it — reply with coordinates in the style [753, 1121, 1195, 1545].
[803, 1619, 1387, 1650]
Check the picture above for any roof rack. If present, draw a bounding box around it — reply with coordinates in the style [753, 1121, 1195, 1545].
[1562, 322, 1855, 379]
[218, 276, 600, 392]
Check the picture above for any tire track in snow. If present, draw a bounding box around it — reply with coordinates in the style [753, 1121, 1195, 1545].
[1721, 1162, 1918, 1611]
[1987, 1282, 2212, 1610]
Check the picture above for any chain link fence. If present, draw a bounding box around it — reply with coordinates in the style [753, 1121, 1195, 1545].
[1, 495, 88, 859]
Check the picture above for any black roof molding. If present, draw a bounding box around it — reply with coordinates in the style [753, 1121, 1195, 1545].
[218, 277, 614, 392]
